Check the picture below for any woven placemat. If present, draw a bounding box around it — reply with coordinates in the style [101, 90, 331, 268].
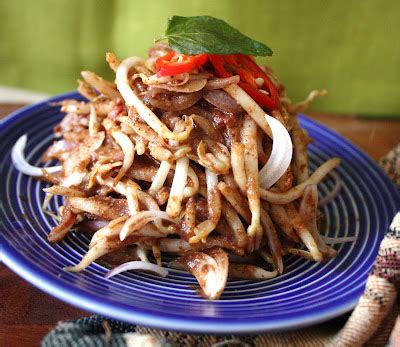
[42, 145, 400, 347]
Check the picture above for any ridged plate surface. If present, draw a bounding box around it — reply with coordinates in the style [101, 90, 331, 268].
[0, 92, 399, 333]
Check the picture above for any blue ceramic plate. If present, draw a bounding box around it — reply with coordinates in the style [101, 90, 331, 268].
[0, 92, 399, 334]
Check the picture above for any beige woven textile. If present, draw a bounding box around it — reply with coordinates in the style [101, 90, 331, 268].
[121, 144, 400, 347]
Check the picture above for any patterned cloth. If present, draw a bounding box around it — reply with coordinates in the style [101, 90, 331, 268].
[42, 145, 400, 347]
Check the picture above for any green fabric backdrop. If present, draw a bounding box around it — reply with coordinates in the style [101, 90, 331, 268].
[1, 0, 399, 116]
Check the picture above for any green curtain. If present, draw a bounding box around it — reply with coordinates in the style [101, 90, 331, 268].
[1, 0, 399, 116]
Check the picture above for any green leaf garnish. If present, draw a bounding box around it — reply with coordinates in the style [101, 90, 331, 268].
[163, 15, 273, 56]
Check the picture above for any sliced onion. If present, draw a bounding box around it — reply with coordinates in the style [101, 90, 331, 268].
[318, 172, 342, 207]
[204, 76, 240, 90]
[12, 135, 62, 177]
[203, 90, 243, 114]
[258, 115, 293, 189]
[105, 261, 168, 278]
[152, 79, 207, 93]
[145, 89, 203, 111]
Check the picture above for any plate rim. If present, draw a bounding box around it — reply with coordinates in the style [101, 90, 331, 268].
[0, 92, 399, 334]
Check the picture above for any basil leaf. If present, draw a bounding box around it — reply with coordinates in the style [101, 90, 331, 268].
[164, 16, 272, 56]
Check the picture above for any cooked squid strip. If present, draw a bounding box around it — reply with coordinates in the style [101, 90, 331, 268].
[224, 84, 272, 138]
[241, 116, 262, 251]
[116, 57, 193, 141]
[230, 142, 247, 193]
[189, 169, 221, 244]
[81, 71, 122, 100]
[157, 239, 191, 253]
[285, 203, 322, 261]
[191, 114, 221, 141]
[269, 204, 299, 242]
[69, 196, 129, 221]
[62, 131, 105, 187]
[217, 181, 251, 224]
[220, 201, 247, 248]
[198, 236, 245, 256]
[177, 247, 228, 300]
[47, 205, 76, 243]
[77, 79, 97, 100]
[204, 75, 240, 90]
[260, 208, 283, 274]
[259, 158, 341, 204]
[228, 264, 277, 280]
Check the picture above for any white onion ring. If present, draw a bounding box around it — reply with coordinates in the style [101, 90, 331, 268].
[204, 76, 240, 90]
[105, 261, 168, 278]
[12, 135, 62, 177]
[318, 172, 342, 207]
[258, 115, 293, 189]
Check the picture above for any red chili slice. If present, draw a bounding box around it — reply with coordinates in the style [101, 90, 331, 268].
[209, 53, 281, 111]
[156, 52, 208, 77]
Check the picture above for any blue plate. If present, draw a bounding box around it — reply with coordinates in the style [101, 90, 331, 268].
[0, 92, 399, 334]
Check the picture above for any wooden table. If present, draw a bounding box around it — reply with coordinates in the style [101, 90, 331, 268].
[1, 104, 399, 347]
